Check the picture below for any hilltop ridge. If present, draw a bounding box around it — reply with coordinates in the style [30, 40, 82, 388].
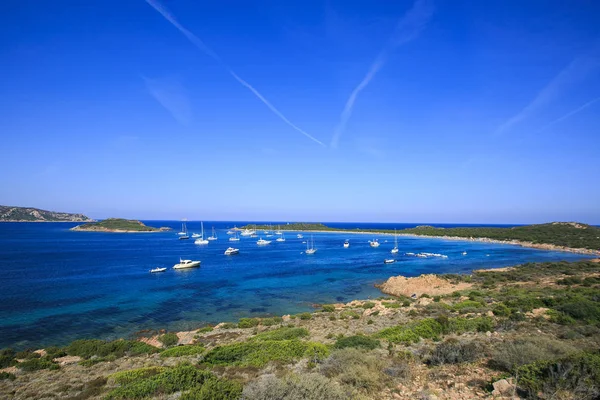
[0, 205, 93, 222]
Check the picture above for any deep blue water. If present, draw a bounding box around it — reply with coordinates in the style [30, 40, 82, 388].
[0, 221, 593, 349]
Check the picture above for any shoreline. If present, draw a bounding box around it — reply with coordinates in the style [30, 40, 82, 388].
[279, 228, 600, 256]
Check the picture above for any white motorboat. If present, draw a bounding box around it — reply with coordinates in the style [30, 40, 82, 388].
[276, 232, 285, 242]
[391, 229, 399, 254]
[224, 247, 239, 255]
[297, 234, 303, 239]
[305, 235, 317, 254]
[257, 238, 271, 245]
[384, 259, 396, 264]
[207, 227, 218, 241]
[462, 251, 467, 256]
[240, 227, 255, 236]
[173, 259, 201, 269]
[191, 233, 201, 238]
[369, 239, 380, 248]
[150, 267, 167, 273]
[194, 222, 209, 245]
[343, 240, 349, 248]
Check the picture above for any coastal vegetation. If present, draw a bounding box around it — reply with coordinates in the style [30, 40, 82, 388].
[71, 218, 169, 232]
[2, 259, 599, 399]
[0, 205, 92, 222]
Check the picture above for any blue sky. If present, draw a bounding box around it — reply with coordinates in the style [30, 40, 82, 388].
[1, 0, 599, 224]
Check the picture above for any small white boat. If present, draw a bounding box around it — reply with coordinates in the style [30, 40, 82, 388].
[462, 251, 467, 256]
[384, 259, 396, 264]
[276, 232, 285, 242]
[191, 233, 201, 238]
[227, 230, 234, 235]
[343, 240, 349, 248]
[297, 234, 303, 239]
[229, 231, 240, 242]
[224, 247, 239, 255]
[179, 221, 189, 239]
[369, 239, 380, 248]
[305, 235, 317, 254]
[257, 238, 271, 245]
[207, 227, 218, 241]
[150, 267, 167, 273]
[173, 259, 201, 269]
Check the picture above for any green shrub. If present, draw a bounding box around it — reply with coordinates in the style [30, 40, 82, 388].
[490, 336, 576, 372]
[44, 346, 66, 359]
[516, 352, 600, 399]
[0, 349, 16, 368]
[492, 303, 511, 317]
[109, 367, 166, 385]
[251, 327, 309, 341]
[242, 373, 346, 400]
[403, 301, 411, 307]
[0, 372, 16, 381]
[298, 313, 312, 320]
[160, 345, 205, 358]
[203, 340, 327, 367]
[321, 304, 336, 312]
[18, 357, 59, 371]
[333, 335, 380, 350]
[106, 363, 214, 399]
[220, 323, 237, 329]
[159, 333, 179, 347]
[375, 318, 443, 344]
[196, 326, 214, 334]
[329, 315, 336, 321]
[556, 299, 600, 323]
[557, 277, 583, 285]
[66, 339, 158, 359]
[261, 316, 283, 326]
[453, 300, 485, 310]
[181, 377, 243, 400]
[15, 349, 39, 359]
[362, 302, 376, 309]
[428, 338, 481, 365]
[433, 296, 441, 302]
[340, 310, 360, 319]
[238, 318, 260, 329]
[383, 302, 400, 309]
[320, 348, 388, 393]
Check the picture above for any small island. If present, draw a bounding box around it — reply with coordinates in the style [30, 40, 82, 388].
[71, 218, 171, 233]
[0, 205, 93, 222]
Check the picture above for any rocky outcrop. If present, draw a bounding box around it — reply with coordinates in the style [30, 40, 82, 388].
[378, 274, 472, 298]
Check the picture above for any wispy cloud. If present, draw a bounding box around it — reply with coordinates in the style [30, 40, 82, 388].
[535, 96, 600, 134]
[143, 76, 192, 125]
[494, 54, 600, 136]
[330, 0, 435, 148]
[145, 0, 324, 146]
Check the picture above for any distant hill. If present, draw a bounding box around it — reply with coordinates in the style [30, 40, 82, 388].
[71, 218, 171, 232]
[0, 205, 93, 222]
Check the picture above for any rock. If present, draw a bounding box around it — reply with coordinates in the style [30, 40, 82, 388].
[492, 379, 514, 396]
[486, 310, 494, 317]
[486, 331, 492, 337]
[54, 355, 82, 366]
[282, 315, 291, 321]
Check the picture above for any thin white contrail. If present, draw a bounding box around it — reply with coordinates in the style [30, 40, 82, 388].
[145, 0, 324, 146]
[535, 96, 600, 134]
[330, 0, 434, 149]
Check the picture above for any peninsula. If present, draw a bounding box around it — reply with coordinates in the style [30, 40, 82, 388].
[0, 205, 93, 222]
[71, 218, 171, 232]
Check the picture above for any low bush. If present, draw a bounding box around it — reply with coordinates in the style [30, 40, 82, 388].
[160, 345, 205, 358]
[181, 377, 242, 400]
[383, 302, 400, 309]
[362, 302, 376, 309]
[375, 318, 443, 344]
[556, 299, 600, 323]
[0, 372, 16, 381]
[109, 367, 166, 385]
[238, 318, 260, 329]
[251, 327, 309, 341]
[196, 326, 214, 334]
[66, 339, 158, 359]
[321, 304, 336, 312]
[516, 352, 600, 400]
[320, 348, 388, 393]
[489, 336, 576, 372]
[242, 373, 347, 400]
[203, 340, 328, 367]
[333, 335, 380, 350]
[220, 323, 237, 329]
[159, 333, 179, 347]
[428, 338, 482, 365]
[340, 310, 360, 320]
[492, 303, 511, 317]
[557, 277, 583, 285]
[18, 357, 59, 371]
[298, 313, 312, 320]
[0, 349, 16, 368]
[106, 363, 215, 399]
[453, 300, 486, 311]
[260, 316, 283, 326]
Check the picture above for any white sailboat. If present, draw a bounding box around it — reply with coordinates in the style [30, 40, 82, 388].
[179, 221, 189, 240]
[391, 229, 399, 254]
[207, 226, 218, 241]
[305, 235, 317, 254]
[297, 233, 303, 239]
[194, 222, 209, 245]
[229, 231, 240, 242]
[276, 231, 285, 242]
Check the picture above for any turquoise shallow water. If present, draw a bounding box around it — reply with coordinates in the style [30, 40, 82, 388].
[0, 221, 593, 349]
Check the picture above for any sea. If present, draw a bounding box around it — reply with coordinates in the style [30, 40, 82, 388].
[0, 221, 594, 350]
